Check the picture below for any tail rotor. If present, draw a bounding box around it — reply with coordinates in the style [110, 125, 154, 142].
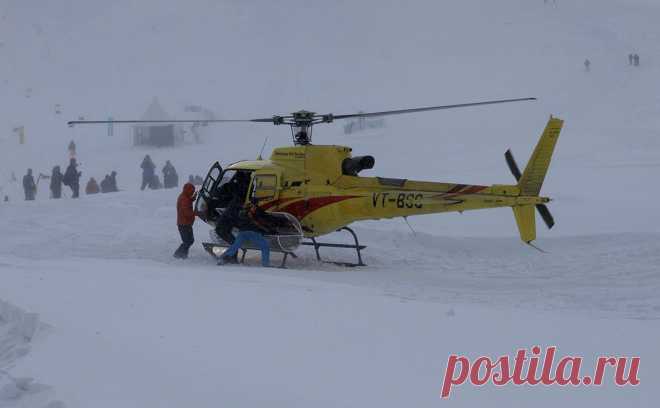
[505, 149, 555, 229]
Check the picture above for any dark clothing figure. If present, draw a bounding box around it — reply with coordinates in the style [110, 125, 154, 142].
[633, 54, 640, 66]
[175, 225, 195, 259]
[63, 158, 81, 198]
[100, 175, 112, 193]
[240, 202, 282, 234]
[174, 183, 196, 259]
[109, 171, 118, 192]
[628, 54, 634, 65]
[214, 196, 242, 245]
[50, 166, 63, 199]
[86, 178, 100, 195]
[23, 169, 36, 201]
[162, 160, 178, 189]
[216, 200, 278, 245]
[584, 59, 591, 72]
[140, 155, 156, 190]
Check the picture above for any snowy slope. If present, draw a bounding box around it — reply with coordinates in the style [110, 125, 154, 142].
[1, 0, 660, 406]
[2, 254, 659, 408]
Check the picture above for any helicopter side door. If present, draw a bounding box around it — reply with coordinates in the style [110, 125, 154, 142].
[195, 161, 222, 221]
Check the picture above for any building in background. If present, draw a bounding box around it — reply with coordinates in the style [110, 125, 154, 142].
[132, 98, 184, 148]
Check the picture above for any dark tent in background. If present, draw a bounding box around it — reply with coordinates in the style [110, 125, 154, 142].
[132, 98, 183, 147]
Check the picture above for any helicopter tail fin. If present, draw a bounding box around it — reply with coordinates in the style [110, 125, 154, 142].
[517, 116, 564, 196]
[512, 205, 536, 243]
[505, 116, 563, 244]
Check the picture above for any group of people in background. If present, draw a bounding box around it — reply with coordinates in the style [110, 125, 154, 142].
[628, 53, 641, 67]
[139, 155, 204, 190]
[21, 158, 118, 201]
[584, 53, 642, 72]
[140, 155, 180, 190]
[10, 143, 204, 207]
[17, 152, 193, 201]
[16, 140, 119, 201]
[85, 171, 119, 195]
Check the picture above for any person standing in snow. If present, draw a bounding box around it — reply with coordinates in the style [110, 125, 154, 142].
[162, 160, 178, 189]
[100, 174, 112, 193]
[633, 54, 640, 67]
[63, 158, 81, 198]
[628, 54, 634, 65]
[50, 166, 63, 199]
[109, 171, 118, 192]
[140, 155, 156, 190]
[584, 59, 591, 72]
[174, 183, 197, 259]
[22, 169, 36, 201]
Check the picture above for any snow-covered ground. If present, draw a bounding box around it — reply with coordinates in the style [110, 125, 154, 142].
[1, 0, 659, 406]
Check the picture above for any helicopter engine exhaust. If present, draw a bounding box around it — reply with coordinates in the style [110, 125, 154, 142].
[342, 155, 375, 176]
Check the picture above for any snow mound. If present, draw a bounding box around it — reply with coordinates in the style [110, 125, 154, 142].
[0, 300, 62, 408]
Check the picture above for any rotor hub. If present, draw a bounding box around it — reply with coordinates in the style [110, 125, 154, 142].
[272, 110, 334, 145]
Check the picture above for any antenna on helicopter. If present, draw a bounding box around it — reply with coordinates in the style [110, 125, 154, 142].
[257, 135, 269, 160]
[67, 97, 537, 146]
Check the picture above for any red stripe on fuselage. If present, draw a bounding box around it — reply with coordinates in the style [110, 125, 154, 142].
[280, 196, 360, 220]
[260, 197, 297, 211]
[431, 184, 488, 200]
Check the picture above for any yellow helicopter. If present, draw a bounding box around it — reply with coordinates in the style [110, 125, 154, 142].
[69, 97, 563, 267]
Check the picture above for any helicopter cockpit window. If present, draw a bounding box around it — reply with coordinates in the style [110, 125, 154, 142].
[251, 174, 277, 201]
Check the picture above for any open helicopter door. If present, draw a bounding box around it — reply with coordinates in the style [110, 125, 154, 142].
[195, 161, 222, 222]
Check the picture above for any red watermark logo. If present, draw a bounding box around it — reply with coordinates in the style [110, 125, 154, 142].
[441, 346, 640, 398]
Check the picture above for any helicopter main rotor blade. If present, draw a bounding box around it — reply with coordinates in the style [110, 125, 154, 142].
[332, 97, 536, 120]
[67, 118, 275, 126]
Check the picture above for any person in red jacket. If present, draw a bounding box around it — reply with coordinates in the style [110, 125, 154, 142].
[174, 183, 197, 259]
[85, 177, 100, 195]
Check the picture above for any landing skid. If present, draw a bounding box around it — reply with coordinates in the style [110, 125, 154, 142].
[202, 242, 297, 268]
[203, 226, 367, 268]
[302, 227, 367, 267]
